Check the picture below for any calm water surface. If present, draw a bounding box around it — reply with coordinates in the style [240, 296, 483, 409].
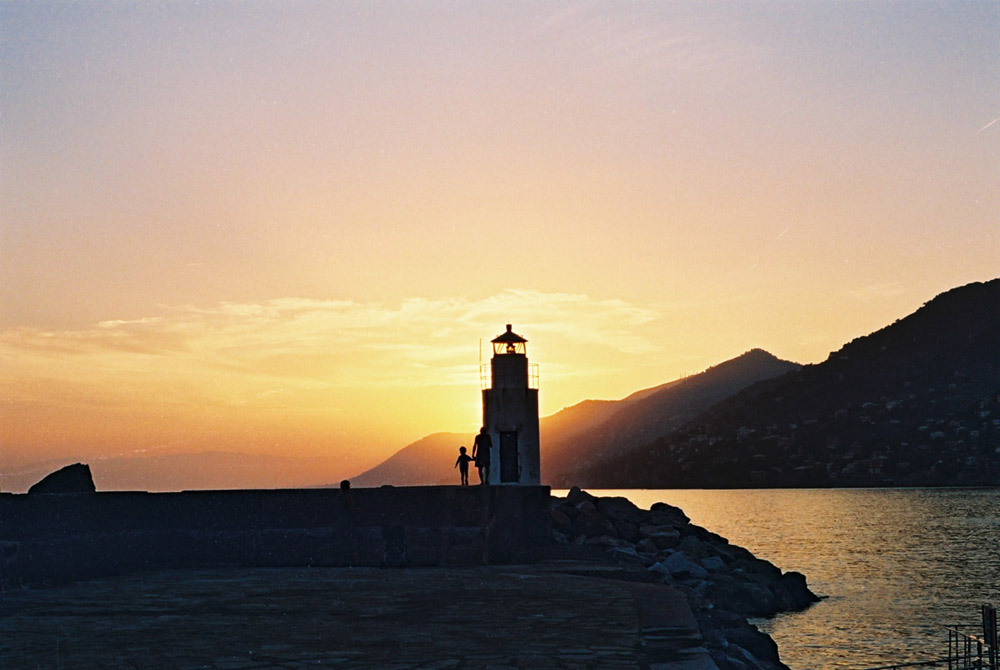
[558, 488, 1000, 670]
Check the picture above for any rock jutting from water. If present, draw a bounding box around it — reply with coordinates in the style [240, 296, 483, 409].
[551, 487, 819, 670]
[26, 463, 96, 495]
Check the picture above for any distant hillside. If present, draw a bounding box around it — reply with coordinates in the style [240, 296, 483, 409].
[586, 278, 1000, 488]
[540, 399, 624, 446]
[350, 433, 472, 487]
[545, 349, 800, 486]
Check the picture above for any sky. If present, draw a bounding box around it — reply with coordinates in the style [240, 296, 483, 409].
[1, 1, 998, 487]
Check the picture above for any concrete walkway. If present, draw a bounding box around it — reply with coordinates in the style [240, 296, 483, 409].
[0, 563, 717, 670]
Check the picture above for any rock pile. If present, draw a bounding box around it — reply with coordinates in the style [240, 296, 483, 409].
[551, 488, 819, 670]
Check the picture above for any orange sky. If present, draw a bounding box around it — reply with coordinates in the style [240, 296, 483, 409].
[2, 2, 998, 487]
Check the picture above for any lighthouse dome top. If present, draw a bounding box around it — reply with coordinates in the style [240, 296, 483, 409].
[491, 324, 527, 344]
[491, 324, 527, 355]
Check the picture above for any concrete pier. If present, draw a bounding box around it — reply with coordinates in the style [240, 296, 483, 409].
[0, 562, 718, 670]
[0, 486, 551, 587]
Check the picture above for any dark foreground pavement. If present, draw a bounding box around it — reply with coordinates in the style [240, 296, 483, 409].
[0, 562, 717, 670]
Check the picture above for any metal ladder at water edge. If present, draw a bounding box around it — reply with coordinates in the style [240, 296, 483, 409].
[851, 604, 998, 670]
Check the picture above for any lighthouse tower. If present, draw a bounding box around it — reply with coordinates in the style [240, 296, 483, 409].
[481, 324, 540, 485]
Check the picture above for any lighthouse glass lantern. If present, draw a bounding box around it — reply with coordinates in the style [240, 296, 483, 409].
[481, 324, 540, 485]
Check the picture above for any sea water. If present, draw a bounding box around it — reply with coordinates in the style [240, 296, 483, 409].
[556, 488, 1000, 670]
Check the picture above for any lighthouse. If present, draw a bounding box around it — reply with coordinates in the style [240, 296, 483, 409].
[481, 324, 540, 485]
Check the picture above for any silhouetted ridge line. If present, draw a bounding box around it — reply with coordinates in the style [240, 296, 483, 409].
[348, 433, 469, 487]
[544, 348, 800, 486]
[583, 277, 1000, 488]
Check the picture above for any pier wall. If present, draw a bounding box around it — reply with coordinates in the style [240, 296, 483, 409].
[0, 486, 551, 588]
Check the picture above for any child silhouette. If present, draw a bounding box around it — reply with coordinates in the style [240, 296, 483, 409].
[454, 446, 473, 486]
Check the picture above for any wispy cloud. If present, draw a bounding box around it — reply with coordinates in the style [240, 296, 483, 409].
[0, 290, 664, 469]
[1, 290, 661, 392]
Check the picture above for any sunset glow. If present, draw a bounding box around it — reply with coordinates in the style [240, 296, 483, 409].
[2, 2, 998, 489]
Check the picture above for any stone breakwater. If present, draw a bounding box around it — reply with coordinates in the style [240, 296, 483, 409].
[0, 485, 553, 589]
[551, 488, 819, 670]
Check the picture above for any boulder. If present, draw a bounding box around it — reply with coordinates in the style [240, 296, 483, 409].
[550, 508, 572, 534]
[649, 502, 689, 526]
[648, 560, 671, 577]
[697, 609, 784, 670]
[679, 534, 710, 559]
[575, 499, 597, 513]
[701, 556, 727, 572]
[607, 546, 645, 565]
[693, 526, 731, 546]
[572, 507, 616, 538]
[723, 621, 783, 667]
[736, 582, 778, 617]
[612, 519, 641, 543]
[649, 530, 682, 550]
[27, 463, 96, 494]
[551, 499, 578, 519]
[773, 571, 819, 611]
[566, 486, 596, 507]
[595, 496, 644, 523]
[732, 557, 782, 581]
[663, 551, 708, 579]
[707, 574, 777, 616]
[711, 541, 755, 564]
[729, 643, 769, 670]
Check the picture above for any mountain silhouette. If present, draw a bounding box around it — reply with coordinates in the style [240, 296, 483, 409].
[544, 349, 800, 485]
[349, 349, 798, 487]
[584, 278, 1000, 488]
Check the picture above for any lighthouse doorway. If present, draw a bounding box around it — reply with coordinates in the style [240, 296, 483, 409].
[499, 431, 519, 483]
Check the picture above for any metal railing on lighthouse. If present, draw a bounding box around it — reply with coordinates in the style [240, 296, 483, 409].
[480, 363, 539, 390]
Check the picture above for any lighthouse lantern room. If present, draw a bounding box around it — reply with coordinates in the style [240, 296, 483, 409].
[481, 324, 540, 485]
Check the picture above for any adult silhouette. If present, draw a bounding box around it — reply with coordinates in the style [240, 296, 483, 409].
[472, 427, 492, 485]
